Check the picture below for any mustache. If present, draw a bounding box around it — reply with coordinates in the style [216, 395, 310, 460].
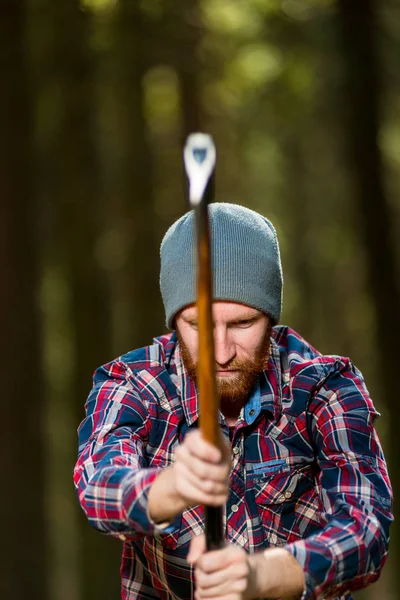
[176, 325, 272, 389]
[215, 361, 264, 375]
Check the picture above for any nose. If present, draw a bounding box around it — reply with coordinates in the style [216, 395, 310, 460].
[213, 327, 236, 366]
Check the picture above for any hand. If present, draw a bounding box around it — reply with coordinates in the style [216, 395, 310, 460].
[187, 534, 306, 600]
[148, 430, 231, 523]
[187, 534, 258, 600]
[171, 429, 231, 510]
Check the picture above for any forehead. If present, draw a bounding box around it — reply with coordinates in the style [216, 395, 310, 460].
[180, 301, 263, 322]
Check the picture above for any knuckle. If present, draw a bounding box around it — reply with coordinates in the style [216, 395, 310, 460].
[203, 479, 215, 492]
[197, 463, 208, 479]
[187, 429, 200, 441]
[195, 572, 205, 587]
[214, 465, 226, 479]
[184, 431, 198, 450]
[235, 578, 247, 592]
[207, 496, 223, 506]
[238, 566, 248, 581]
[213, 485, 224, 496]
[198, 560, 211, 574]
[175, 446, 188, 465]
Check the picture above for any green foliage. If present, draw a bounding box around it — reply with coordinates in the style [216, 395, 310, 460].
[144, 66, 180, 134]
[80, 0, 116, 11]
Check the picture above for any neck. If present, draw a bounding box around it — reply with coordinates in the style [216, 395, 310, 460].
[221, 395, 247, 427]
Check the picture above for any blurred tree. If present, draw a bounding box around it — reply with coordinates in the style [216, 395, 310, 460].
[338, 0, 399, 596]
[239, 7, 330, 344]
[0, 1, 48, 599]
[110, 0, 165, 350]
[19, 0, 399, 597]
[281, 136, 315, 335]
[173, 0, 205, 137]
[35, 0, 121, 598]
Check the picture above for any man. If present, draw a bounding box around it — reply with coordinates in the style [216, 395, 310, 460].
[74, 203, 393, 600]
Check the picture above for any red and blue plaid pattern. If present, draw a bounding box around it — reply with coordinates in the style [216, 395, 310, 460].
[74, 326, 393, 600]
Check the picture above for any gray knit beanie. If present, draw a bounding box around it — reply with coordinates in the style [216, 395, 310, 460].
[160, 203, 283, 329]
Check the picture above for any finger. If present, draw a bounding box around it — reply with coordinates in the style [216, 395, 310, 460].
[196, 575, 248, 599]
[196, 546, 244, 574]
[175, 473, 228, 507]
[187, 533, 206, 564]
[195, 589, 242, 600]
[175, 457, 229, 493]
[196, 559, 248, 591]
[179, 451, 230, 482]
[184, 430, 222, 463]
[185, 484, 229, 507]
[175, 451, 229, 496]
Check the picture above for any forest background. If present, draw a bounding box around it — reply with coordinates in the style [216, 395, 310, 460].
[2, 0, 399, 599]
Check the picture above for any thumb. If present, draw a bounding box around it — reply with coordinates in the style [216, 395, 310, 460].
[187, 533, 206, 564]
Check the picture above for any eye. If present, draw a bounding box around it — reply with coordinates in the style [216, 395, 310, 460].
[233, 319, 254, 328]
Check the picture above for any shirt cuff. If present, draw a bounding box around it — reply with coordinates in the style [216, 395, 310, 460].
[146, 505, 182, 535]
[285, 540, 320, 600]
[122, 467, 181, 538]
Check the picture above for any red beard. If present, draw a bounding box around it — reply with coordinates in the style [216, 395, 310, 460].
[176, 325, 272, 404]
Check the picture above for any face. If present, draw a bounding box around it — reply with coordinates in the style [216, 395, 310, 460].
[175, 301, 272, 403]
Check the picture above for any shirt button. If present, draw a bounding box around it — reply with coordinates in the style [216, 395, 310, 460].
[118, 534, 126, 541]
[232, 447, 240, 455]
[231, 504, 239, 513]
[248, 409, 255, 417]
[277, 495, 286, 503]
[284, 491, 292, 499]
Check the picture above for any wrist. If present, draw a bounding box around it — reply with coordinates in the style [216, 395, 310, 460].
[248, 548, 305, 599]
[148, 467, 187, 523]
[164, 465, 188, 515]
[247, 552, 271, 599]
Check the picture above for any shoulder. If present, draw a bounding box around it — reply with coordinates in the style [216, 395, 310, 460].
[90, 333, 179, 415]
[273, 325, 378, 420]
[95, 332, 176, 383]
[272, 325, 361, 392]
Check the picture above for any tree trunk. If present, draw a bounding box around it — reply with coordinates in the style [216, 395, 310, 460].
[0, 2, 47, 599]
[281, 138, 315, 339]
[37, 2, 120, 599]
[173, 0, 205, 138]
[111, 0, 164, 350]
[337, 1, 399, 596]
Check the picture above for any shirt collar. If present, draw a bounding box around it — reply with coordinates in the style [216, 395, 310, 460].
[258, 336, 283, 423]
[244, 381, 261, 424]
[174, 342, 200, 426]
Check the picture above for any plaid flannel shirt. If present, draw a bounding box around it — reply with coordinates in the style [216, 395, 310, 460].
[74, 326, 393, 600]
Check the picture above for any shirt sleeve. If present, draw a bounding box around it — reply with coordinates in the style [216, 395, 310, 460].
[285, 359, 393, 600]
[73, 360, 180, 540]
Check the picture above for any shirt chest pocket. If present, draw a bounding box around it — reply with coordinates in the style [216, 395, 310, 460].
[253, 467, 321, 545]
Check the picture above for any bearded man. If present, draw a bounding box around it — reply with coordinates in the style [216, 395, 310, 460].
[74, 203, 392, 600]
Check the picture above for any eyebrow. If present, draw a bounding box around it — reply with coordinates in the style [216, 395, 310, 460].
[182, 315, 197, 323]
[182, 312, 261, 325]
[227, 314, 261, 325]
